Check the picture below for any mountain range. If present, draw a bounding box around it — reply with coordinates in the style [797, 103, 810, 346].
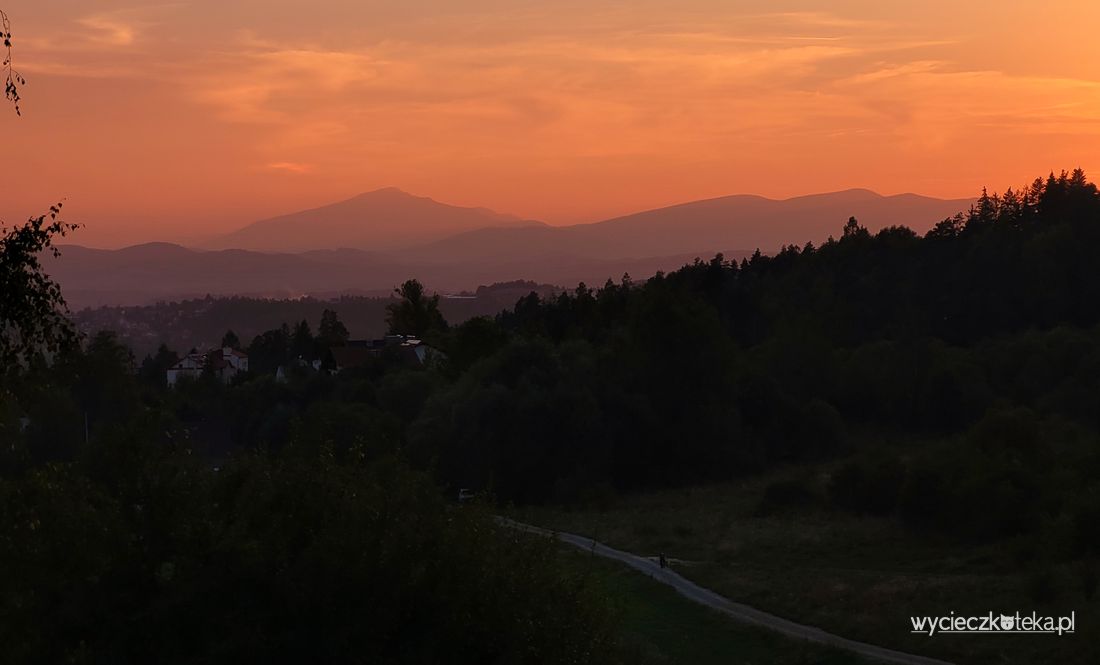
[393, 188, 972, 263]
[53, 187, 972, 309]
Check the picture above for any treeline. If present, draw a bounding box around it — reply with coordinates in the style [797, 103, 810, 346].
[413, 171, 1099, 487]
[71, 281, 560, 358]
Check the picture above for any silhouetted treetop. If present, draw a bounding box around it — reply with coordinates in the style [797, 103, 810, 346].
[318, 308, 350, 347]
[0, 204, 81, 381]
[221, 329, 241, 349]
[386, 279, 447, 337]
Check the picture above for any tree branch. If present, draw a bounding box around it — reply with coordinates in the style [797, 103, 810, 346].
[2, 9, 25, 115]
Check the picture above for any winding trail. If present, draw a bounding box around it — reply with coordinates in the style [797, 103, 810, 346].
[497, 517, 953, 665]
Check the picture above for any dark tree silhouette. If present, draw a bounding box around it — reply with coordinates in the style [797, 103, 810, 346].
[291, 319, 314, 360]
[386, 279, 447, 336]
[247, 323, 291, 374]
[0, 204, 80, 379]
[318, 308, 349, 347]
[221, 329, 241, 349]
[138, 343, 179, 388]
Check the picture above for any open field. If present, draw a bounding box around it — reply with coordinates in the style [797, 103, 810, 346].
[517, 463, 1099, 665]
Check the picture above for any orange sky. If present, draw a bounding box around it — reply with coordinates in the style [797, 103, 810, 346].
[2, 0, 1099, 248]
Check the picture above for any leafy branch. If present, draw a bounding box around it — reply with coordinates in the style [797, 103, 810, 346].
[1, 203, 83, 376]
[2, 9, 25, 115]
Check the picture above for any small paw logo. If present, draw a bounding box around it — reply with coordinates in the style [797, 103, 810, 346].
[999, 614, 1016, 631]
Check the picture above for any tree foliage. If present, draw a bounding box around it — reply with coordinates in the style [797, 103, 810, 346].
[0, 204, 81, 383]
[318, 308, 349, 347]
[386, 279, 447, 337]
[220, 329, 241, 350]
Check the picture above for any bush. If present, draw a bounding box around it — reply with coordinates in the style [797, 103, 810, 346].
[899, 447, 1047, 541]
[968, 407, 1045, 464]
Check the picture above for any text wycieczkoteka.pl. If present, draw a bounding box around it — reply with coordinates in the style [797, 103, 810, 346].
[910, 611, 1075, 636]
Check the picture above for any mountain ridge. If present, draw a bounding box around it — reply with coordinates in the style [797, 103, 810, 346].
[210, 187, 547, 253]
[393, 188, 974, 263]
[53, 187, 973, 308]
[207, 186, 971, 255]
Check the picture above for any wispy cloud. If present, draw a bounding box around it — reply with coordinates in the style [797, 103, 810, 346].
[267, 161, 314, 173]
[77, 15, 141, 46]
[758, 11, 895, 31]
[17, 4, 185, 77]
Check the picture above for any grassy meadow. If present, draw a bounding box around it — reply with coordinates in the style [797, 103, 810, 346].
[517, 461, 1099, 665]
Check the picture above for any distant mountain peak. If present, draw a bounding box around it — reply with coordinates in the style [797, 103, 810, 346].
[210, 188, 538, 253]
[353, 186, 418, 199]
[115, 242, 196, 257]
[120, 241, 190, 251]
[782, 188, 883, 203]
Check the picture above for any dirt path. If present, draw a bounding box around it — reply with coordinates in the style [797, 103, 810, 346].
[497, 517, 954, 665]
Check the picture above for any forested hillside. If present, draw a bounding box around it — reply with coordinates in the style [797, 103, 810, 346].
[413, 170, 1100, 523]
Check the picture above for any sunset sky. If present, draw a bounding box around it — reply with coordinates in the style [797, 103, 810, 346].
[2, 0, 1099, 247]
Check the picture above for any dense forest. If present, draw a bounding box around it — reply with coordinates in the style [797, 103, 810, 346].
[416, 170, 1100, 549]
[3, 169, 1100, 662]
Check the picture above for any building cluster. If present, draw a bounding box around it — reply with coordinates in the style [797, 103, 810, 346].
[165, 335, 441, 387]
[166, 347, 249, 387]
[329, 335, 441, 372]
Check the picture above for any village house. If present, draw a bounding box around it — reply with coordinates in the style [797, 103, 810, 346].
[167, 347, 249, 387]
[330, 335, 443, 373]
